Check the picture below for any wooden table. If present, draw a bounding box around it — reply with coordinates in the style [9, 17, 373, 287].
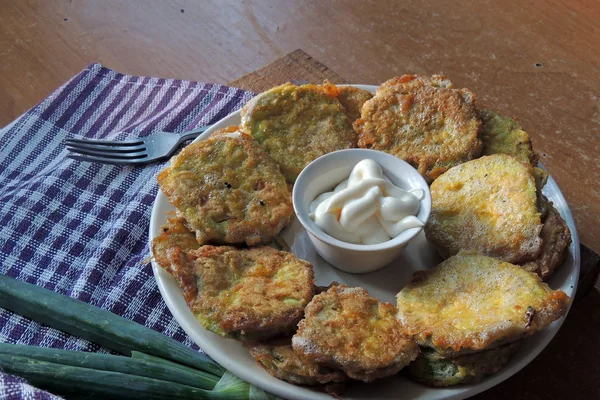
[2, 1, 599, 398]
[232, 52, 600, 399]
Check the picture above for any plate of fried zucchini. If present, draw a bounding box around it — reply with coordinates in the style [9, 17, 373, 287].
[150, 77, 579, 399]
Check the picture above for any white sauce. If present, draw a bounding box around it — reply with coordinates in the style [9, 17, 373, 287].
[309, 159, 424, 245]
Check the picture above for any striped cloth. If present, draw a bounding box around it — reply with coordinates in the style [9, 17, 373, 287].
[0, 64, 255, 399]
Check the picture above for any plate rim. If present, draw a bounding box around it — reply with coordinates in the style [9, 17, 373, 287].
[149, 84, 580, 400]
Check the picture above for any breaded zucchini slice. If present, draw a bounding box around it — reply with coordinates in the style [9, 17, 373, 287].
[246, 337, 348, 386]
[425, 154, 543, 263]
[333, 84, 373, 121]
[396, 252, 571, 357]
[240, 83, 356, 183]
[163, 245, 314, 341]
[477, 108, 539, 165]
[151, 213, 291, 270]
[521, 196, 572, 280]
[355, 74, 482, 183]
[151, 213, 202, 270]
[293, 285, 419, 382]
[157, 127, 293, 246]
[408, 342, 521, 387]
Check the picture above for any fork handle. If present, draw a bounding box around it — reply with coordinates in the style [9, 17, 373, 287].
[175, 126, 210, 146]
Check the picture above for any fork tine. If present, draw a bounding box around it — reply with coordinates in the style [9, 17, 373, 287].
[67, 154, 150, 166]
[67, 147, 147, 160]
[65, 138, 144, 147]
[66, 141, 147, 154]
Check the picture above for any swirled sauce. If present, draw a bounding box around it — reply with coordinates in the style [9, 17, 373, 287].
[309, 159, 424, 245]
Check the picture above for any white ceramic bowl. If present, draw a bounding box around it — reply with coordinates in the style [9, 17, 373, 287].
[292, 148, 432, 273]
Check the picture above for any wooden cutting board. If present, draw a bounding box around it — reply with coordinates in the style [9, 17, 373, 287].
[228, 49, 600, 400]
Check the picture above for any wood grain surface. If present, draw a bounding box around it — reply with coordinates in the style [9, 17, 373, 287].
[1, 0, 599, 397]
[230, 49, 600, 400]
[229, 49, 346, 91]
[1, 0, 598, 262]
[230, 49, 600, 298]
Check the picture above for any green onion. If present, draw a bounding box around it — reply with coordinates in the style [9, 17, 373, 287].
[0, 354, 235, 400]
[0, 274, 224, 376]
[131, 350, 218, 384]
[0, 343, 219, 390]
[0, 275, 281, 399]
[214, 371, 279, 400]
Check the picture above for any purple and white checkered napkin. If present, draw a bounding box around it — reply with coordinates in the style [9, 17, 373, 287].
[0, 64, 255, 399]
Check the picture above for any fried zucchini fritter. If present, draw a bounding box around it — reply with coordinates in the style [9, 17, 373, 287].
[334, 85, 373, 121]
[151, 213, 291, 271]
[151, 213, 201, 270]
[163, 245, 314, 341]
[246, 337, 348, 386]
[157, 128, 293, 246]
[534, 167, 549, 196]
[240, 83, 356, 183]
[478, 109, 539, 165]
[355, 75, 482, 183]
[522, 196, 572, 279]
[425, 154, 543, 263]
[408, 342, 521, 387]
[292, 285, 419, 382]
[396, 252, 571, 357]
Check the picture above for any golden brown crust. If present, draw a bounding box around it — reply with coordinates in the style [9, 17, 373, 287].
[151, 213, 291, 273]
[425, 154, 543, 263]
[333, 85, 373, 121]
[477, 108, 539, 165]
[354, 74, 482, 183]
[151, 213, 201, 270]
[162, 245, 314, 341]
[396, 252, 571, 356]
[292, 285, 419, 382]
[246, 337, 348, 386]
[157, 128, 293, 246]
[240, 83, 357, 183]
[521, 197, 572, 280]
[409, 342, 521, 387]
[534, 167, 549, 200]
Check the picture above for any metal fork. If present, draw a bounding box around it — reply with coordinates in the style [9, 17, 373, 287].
[65, 126, 209, 166]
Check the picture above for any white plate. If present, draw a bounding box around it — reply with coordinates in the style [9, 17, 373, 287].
[149, 85, 580, 400]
